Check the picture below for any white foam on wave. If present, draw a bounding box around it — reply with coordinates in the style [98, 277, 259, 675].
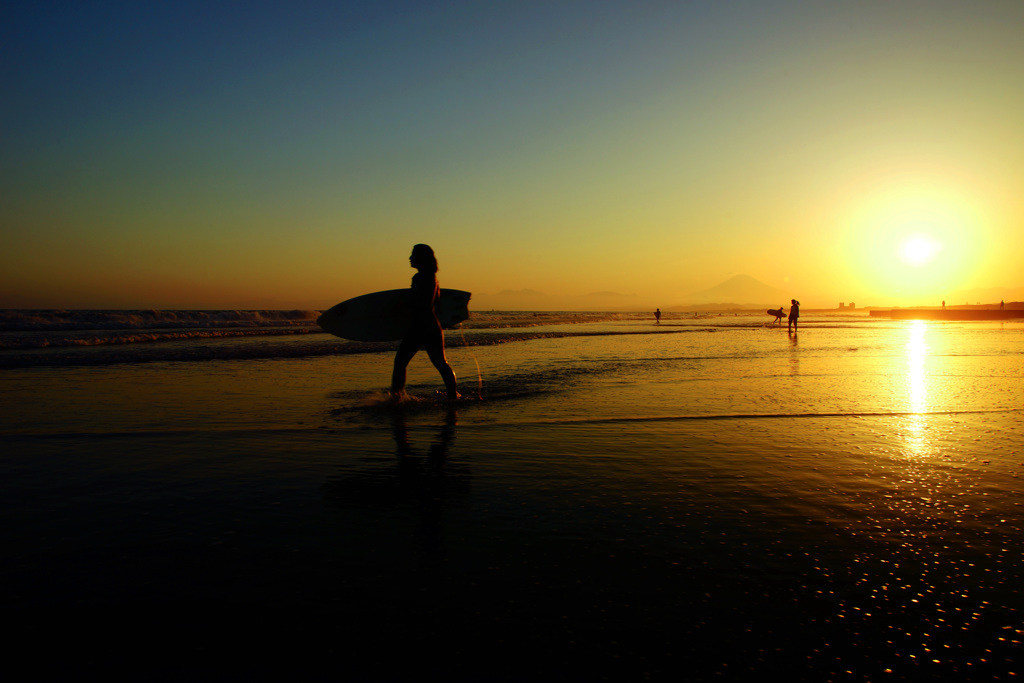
[0, 309, 321, 332]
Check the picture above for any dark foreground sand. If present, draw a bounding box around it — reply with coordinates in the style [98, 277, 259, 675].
[5, 412, 1022, 681]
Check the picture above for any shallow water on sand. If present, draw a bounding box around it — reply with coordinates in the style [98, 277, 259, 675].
[2, 317, 1022, 679]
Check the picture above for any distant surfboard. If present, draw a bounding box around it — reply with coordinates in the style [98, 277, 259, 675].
[317, 289, 471, 341]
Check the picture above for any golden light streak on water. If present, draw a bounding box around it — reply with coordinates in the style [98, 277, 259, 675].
[904, 321, 932, 458]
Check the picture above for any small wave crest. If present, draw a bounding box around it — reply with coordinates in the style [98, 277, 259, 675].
[0, 309, 321, 333]
[0, 326, 319, 351]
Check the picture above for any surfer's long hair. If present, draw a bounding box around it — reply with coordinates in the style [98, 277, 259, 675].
[412, 244, 438, 273]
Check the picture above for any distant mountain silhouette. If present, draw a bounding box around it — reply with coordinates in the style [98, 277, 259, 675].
[681, 274, 791, 308]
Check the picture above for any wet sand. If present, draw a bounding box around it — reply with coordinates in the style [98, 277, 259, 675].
[2, 319, 1022, 680]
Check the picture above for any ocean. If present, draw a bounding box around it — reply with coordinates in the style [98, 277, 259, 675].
[2, 309, 1022, 680]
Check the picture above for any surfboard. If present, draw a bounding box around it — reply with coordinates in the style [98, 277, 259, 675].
[317, 289, 471, 341]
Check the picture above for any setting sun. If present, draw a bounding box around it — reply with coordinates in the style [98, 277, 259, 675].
[900, 235, 942, 267]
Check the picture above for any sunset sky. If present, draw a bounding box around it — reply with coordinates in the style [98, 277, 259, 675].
[3, 1, 1022, 310]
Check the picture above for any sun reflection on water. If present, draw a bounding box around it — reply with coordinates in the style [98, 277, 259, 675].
[904, 321, 932, 458]
[906, 321, 928, 412]
[846, 321, 1020, 675]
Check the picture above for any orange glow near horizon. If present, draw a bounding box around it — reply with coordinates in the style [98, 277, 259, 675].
[842, 183, 988, 305]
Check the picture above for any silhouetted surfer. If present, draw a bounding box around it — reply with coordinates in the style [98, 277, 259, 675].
[655, 308, 661, 324]
[391, 244, 459, 400]
[788, 298, 800, 333]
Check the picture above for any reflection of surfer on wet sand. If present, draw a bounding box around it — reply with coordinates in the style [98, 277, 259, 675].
[392, 407, 457, 461]
[392, 407, 461, 559]
[391, 244, 459, 401]
[322, 407, 463, 562]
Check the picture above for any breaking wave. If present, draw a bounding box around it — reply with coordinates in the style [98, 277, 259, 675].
[0, 309, 321, 332]
[0, 308, 876, 369]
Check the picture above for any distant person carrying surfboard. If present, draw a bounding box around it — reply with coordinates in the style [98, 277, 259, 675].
[391, 244, 459, 401]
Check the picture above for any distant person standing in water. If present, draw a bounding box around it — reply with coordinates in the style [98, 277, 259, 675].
[788, 299, 800, 333]
[655, 308, 661, 324]
[391, 244, 459, 401]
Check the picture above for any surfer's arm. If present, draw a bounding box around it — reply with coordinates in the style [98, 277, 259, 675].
[409, 274, 439, 316]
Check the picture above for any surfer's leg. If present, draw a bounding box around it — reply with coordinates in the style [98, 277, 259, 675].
[391, 336, 420, 395]
[425, 334, 458, 399]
